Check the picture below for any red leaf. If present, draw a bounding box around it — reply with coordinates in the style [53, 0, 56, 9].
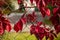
[2, 18, 10, 25]
[14, 19, 23, 32]
[42, 7, 50, 16]
[0, 10, 12, 34]
[14, 25, 20, 32]
[21, 17, 27, 24]
[42, 0, 46, 7]
[6, 24, 11, 32]
[30, 24, 36, 34]
[34, 0, 39, 4]
[56, 1, 60, 7]
[45, 31, 54, 40]
[37, 22, 42, 26]
[53, 8, 59, 14]
[36, 0, 51, 17]
[30, 24, 45, 40]
[18, 0, 22, 4]
[40, 7, 46, 17]
[58, 13, 60, 17]
[54, 25, 60, 34]
[50, 15, 59, 25]
[52, 33, 57, 38]
[40, 8, 46, 17]
[36, 27, 45, 40]
[0, 27, 4, 35]
[39, 33, 45, 40]
[35, 26, 39, 33]
[38, 27, 45, 33]
[30, 0, 34, 4]
[0, 21, 4, 35]
[27, 12, 36, 22]
[50, 30, 57, 38]
[45, 8, 50, 16]
[0, 0, 5, 6]
[1, 17, 12, 32]
[39, 0, 46, 7]
[49, 34, 54, 40]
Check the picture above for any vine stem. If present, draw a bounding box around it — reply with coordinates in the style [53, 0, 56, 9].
[46, 39, 48, 40]
[46, 36, 48, 40]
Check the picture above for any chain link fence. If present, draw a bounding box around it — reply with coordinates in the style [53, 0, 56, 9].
[1, 0, 60, 40]
[0, 0, 39, 40]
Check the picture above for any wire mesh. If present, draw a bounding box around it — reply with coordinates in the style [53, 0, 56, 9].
[0, 0, 37, 40]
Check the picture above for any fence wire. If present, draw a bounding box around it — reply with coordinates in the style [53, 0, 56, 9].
[0, 0, 37, 40]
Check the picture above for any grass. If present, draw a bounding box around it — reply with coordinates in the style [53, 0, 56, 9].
[0, 32, 60, 40]
[0, 32, 37, 40]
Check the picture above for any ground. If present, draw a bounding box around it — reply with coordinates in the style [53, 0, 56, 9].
[0, 32, 60, 40]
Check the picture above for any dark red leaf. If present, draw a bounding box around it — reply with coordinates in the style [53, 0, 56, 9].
[38, 7, 46, 17]
[42, 0, 46, 7]
[49, 34, 54, 40]
[21, 17, 27, 24]
[54, 25, 60, 34]
[50, 30, 57, 38]
[53, 8, 59, 14]
[14, 19, 23, 32]
[27, 12, 36, 22]
[30, 24, 36, 34]
[58, 13, 60, 17]
[45, 31, 54, 40]
[37, 22, 42, 27]
[18, 0, 22, 4]
[49, 15, 59, 25]
[45, 8, 50, 16]
[30, 0, 34, 4]
[52, 33, 57, 38]
[0, 0, 5, 6]
[56, 0, 60, 7]
[1, 17, 12, 32]
[0, 22, 4, 35]
[36, 26, 45, 33]
[42, 7, 50, 16]
[30, 24, 45, 40]
[2, 18, 10, 25]
[14, 25, 20, 32]
[39, 33, 45, 40]
[34, 0, 39, 4]
[0, 27, 4, 35]
[5, 24, 11, 32]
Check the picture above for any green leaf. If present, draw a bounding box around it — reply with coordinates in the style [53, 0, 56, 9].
[43, 18, 52, 25]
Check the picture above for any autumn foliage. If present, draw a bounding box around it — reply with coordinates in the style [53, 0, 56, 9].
[15, 0, 60, 40]
[0, 11, 11, 35]
[0, 0, 60, 40]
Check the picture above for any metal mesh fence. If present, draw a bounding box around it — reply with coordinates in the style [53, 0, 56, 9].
[1, 0, 60, 40]
[0, 0, 38, 40]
